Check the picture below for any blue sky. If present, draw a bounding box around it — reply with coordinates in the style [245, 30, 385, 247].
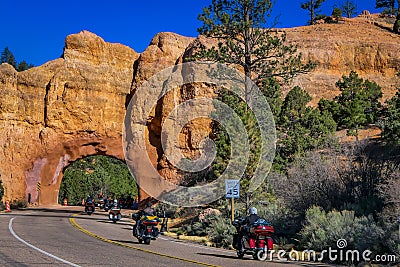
[1, 0, 380, 66]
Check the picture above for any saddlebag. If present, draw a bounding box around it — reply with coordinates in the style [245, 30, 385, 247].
[232, 233, 241, 249]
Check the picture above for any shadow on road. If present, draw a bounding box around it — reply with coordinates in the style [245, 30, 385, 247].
[0, 207, 134, 223]
[197, 252, 249, 260]
[96, 220, 134, 227]
[110, 239, 141, 245]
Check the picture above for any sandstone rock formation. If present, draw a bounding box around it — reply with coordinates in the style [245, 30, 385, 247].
[0, 31, 139, 205]
[285, 22, 400, 105]
[1, 17, 400, 205]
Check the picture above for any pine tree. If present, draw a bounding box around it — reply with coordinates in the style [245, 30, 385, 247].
[320, 71, 382, 141]
[196, 0, 315, 100]
[195, 0, 315, 202]
[394, 13, 400, 33]
[1, 47, 17, 68]
[341, 0, 357, 18]
[332, 7, 343, 22]
[376, 0, 399, 16]
[381, 89, 400, 144]
[301, 0, 326, 25]
[1, 47, 34, 71]
[17, 61, 34, 72]
[277, 86, 336, 166]
[279, 86, 312, 128]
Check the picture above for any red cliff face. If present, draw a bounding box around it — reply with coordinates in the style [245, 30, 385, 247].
[0, 30, 139, 204]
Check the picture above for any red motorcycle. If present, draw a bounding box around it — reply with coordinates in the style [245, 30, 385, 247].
[232, 217, 274, 260]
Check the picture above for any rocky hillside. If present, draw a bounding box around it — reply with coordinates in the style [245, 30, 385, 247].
[287, 14, 400, 105]
[0, 16, 399, 204]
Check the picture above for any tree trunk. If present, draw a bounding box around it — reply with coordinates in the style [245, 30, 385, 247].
[311, 0, 315, 24]
[246, 192, 250, 213]
[394, 14, 400, 33]
[355, 124, 359, 142]
[244, 5, 252, 105]
[391, 0, 395, 16]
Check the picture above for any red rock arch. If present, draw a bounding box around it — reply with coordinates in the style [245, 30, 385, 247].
[0, 30, 207, 206]
[26, 135, 124, 205]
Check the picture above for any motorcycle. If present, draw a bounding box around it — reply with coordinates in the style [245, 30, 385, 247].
[108, 206, 122, 223]
[232, 217, 274, 260]
[104, 199, 112, 211]
[98, 197, 105, 210]
[85, 200, 95, 215]
[132, 213, 160, 245]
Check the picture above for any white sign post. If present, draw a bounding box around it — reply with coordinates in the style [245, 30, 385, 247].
[225, 180, 240, 221]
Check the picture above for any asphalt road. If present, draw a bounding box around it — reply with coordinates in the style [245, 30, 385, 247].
[0, 208, 329, 267]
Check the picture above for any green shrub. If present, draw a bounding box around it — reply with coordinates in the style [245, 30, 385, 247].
[186, 221, 208, 236]
[183, 208, 222, 236]
[10, 199, 27, 209]
[256, 200, 294, 236]
[176, 229, 183, 236]
[207, 215, 236, 248]
[59, 155, 138, 205]
[299, 206, 385, 253]
[182, 210, 236, 248]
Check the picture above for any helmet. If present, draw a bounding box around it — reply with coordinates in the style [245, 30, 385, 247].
[146, 202, 152, 208]
[249, 207, 257, 215]
[114, 199, 118, 204]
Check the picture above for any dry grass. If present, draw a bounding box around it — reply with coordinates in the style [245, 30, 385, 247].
[162, 231, 212, 246]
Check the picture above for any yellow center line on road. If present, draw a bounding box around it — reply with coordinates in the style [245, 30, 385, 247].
[69, 214, 220, 267]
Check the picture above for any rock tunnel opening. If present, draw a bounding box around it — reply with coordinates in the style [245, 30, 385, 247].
[58, 155, 138, 206]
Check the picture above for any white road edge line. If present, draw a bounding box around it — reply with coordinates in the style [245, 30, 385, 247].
[8, 217, 81, 267]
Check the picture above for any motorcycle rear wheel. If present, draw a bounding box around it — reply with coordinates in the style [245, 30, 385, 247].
[256, 250, 268, 261]
[144, 237, 151, 245]
[237, 251, 244, 259]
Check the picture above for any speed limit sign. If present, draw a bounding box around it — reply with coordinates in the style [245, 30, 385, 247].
[225, 180, 240, 198]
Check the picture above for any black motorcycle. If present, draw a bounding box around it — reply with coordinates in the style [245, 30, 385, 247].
[132, 213, 160, 245]
[84, 200, 95, 215]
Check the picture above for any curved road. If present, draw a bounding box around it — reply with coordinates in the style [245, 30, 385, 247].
[0, 208, 326, 267]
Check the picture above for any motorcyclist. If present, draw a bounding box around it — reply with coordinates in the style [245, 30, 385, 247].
[245, 207, 260, 225]
[244, 207, 260, 249]
[108, 199, 122, 222]
[104, 196, 112, 211]
[84, 195, 95, 213]
[97, 192, 105, 208]
[86, 195, 93, 204]
[111, 199, 121, 209]
[133, 202, 155, 237]
[143, 202, 155, 216]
